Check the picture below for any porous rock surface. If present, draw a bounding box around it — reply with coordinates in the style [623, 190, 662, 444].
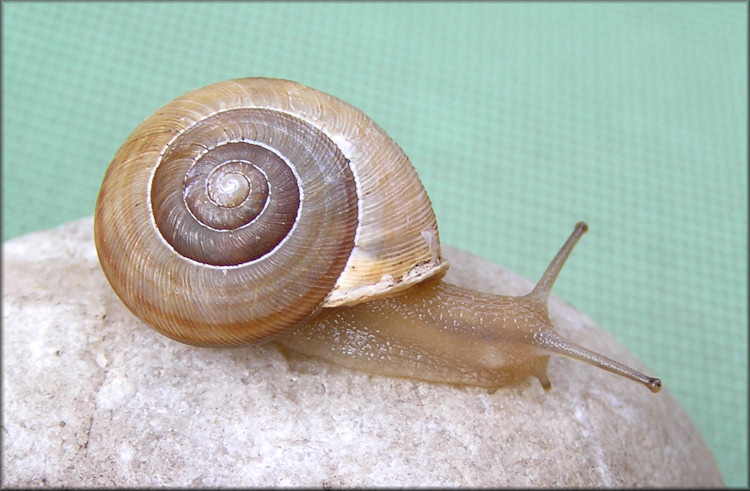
[2, 218, 723, 487]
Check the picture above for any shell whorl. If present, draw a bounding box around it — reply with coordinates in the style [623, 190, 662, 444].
[94, 78, 447, 347]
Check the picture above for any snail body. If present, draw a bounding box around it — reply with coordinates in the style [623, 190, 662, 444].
[95, 77, 661, 393]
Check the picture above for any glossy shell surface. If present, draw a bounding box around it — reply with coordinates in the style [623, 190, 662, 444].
[94, 78, 447, 346]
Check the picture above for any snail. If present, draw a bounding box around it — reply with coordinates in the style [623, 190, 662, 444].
[94, 77, 661, 394]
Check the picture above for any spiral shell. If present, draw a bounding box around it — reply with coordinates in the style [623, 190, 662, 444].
[94, 78, 447, 347]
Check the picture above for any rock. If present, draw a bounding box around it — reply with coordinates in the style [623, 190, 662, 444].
[2, 217, 723, 487]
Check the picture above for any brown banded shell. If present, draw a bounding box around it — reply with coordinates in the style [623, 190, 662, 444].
[94, 78, 448, 347]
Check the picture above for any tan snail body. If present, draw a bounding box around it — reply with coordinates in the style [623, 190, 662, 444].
[94, 77, 661, 393]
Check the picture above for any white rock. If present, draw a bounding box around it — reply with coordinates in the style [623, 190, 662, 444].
[2, 218, 723, 487]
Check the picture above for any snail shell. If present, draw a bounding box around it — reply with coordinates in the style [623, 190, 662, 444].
[94, 78, 447, 347]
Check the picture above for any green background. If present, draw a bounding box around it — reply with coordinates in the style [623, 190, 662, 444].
[2, 2, 746, 486]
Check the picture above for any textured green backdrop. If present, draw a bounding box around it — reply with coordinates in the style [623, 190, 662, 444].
[2, 2, 747, 486]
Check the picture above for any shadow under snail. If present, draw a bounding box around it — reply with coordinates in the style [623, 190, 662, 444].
[94, 77, 662, 394]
